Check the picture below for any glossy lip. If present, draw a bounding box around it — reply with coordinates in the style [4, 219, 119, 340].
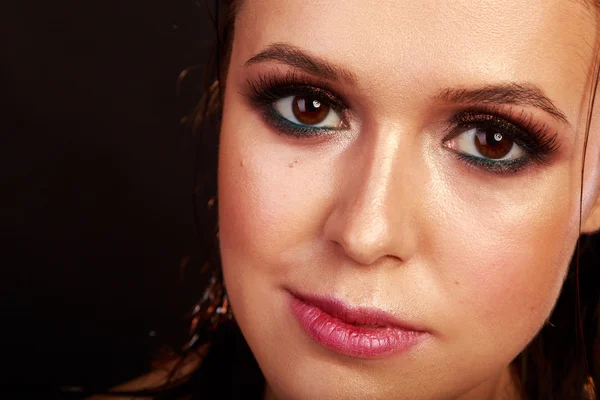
[288, 290, 427, 359]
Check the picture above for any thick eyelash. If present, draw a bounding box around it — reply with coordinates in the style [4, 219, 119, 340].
[244, 71, 350, 137]
[445, 105, 561, 174]
[244, 73, 562, 175]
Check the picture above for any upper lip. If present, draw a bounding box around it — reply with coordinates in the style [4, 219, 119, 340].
[289, 289, 426, 332]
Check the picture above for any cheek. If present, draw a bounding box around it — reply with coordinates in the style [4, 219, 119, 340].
[216, 107, 340, 365]
[218, 141, 324, 268]
[428, 170, 579, 348]
[217, 104, 336, 292]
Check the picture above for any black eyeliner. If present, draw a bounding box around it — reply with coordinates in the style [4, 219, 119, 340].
[244, 70, 350, 137]
[244, 71, 562, 174]
[245, 70, 349, 111]
[260, 106, 330, 138]
[446, 105, 561, 173]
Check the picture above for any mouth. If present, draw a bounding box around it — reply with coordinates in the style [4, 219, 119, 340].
[287, 289, 427, 359]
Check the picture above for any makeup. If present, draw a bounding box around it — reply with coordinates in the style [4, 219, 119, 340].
[442, 106, 561, 174]
[245, 70, 350, 138]
[244, 71, 562, 174]
[288, 290, 426, 359]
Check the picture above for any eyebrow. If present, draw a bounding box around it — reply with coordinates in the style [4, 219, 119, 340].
[246, 43, 571, 128]
[437, 84, 571, 127]
[245, 42, 357, 85]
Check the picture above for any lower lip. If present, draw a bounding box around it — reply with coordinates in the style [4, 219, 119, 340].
[289, 294, 424, 359]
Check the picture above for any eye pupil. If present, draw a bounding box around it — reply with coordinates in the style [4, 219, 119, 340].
[474, 129, 513, 159]
[292, 95, 329, 125]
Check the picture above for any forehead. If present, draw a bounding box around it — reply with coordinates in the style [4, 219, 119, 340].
[234, 0, 598, 121]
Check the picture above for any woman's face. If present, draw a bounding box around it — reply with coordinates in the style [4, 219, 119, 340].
[218, 1, 600, 399]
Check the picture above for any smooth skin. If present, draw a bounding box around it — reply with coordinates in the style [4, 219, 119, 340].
[218, 1, 600, 399]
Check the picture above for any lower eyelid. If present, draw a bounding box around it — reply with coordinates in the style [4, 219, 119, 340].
[454, 152, 530, 174]
[262, 106, 328, 137]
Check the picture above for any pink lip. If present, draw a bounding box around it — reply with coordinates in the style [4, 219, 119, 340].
[288, 290, 426, 359]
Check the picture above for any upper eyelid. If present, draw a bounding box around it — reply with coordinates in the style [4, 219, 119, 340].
[245, 73, 561, 144]
[245, 48, 571, 131]
[445, 120, 529, 149]
[245, 44, 571, 129]
[282, 85, 348, 110]
[244, 78, 352, 123]
[437, 84, 571, 129]
[448, 106, 554, 137]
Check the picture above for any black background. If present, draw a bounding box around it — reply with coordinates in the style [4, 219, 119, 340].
[1, 0, 214, 390]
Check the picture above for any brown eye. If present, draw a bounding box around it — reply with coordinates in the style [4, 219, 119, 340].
[273, 95, 343, 129]
[445, 126, 524, 161]
[292, 95, 330, 125]
[474, 130, 514, 159]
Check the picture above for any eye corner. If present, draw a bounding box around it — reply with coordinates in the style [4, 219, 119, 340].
[440, 129, 461, 151]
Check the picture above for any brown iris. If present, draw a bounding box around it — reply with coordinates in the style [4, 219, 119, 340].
[474, 129, 514, 159]
[292, 95, 330, 125]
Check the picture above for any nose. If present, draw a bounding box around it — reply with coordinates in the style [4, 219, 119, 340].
[323, 123, 420, 266]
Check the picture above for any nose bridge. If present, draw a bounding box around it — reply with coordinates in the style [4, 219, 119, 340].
[324, 122, 419, 266]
